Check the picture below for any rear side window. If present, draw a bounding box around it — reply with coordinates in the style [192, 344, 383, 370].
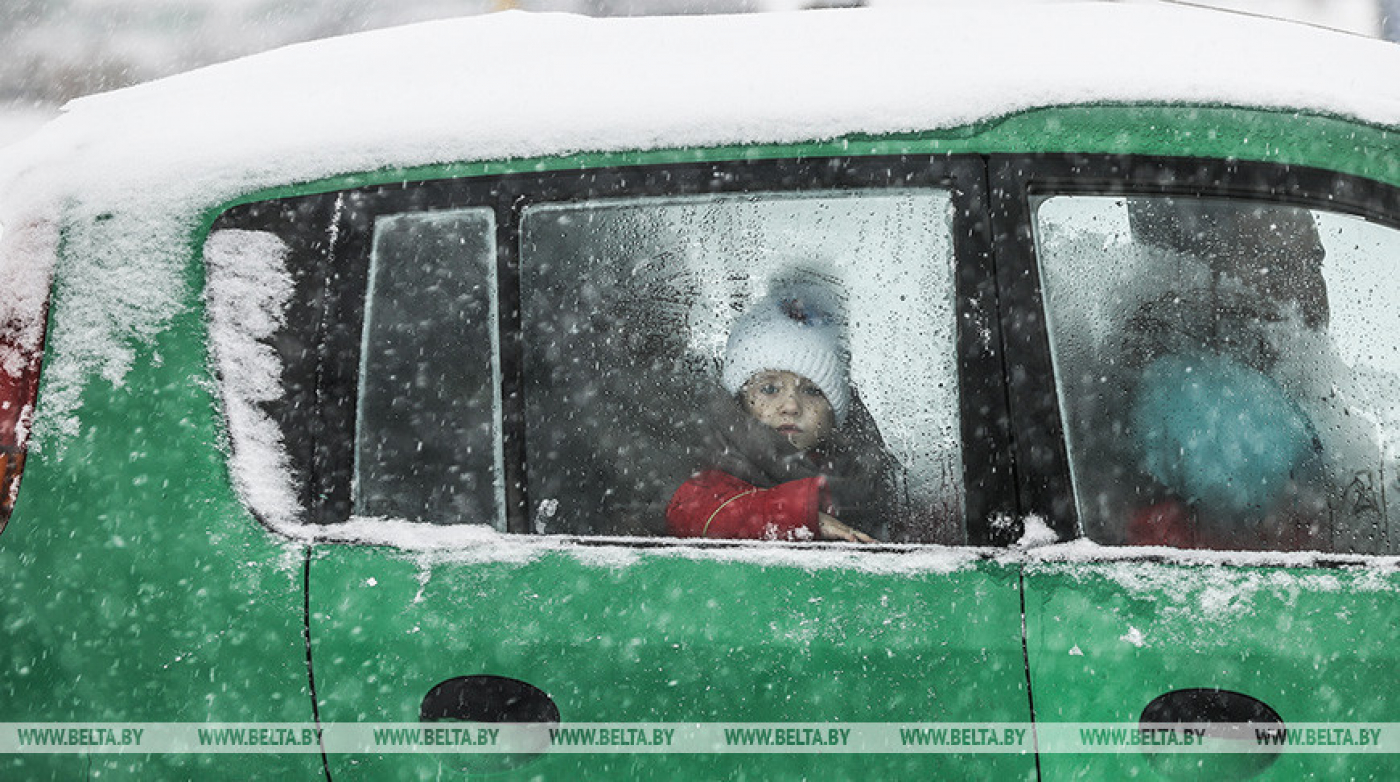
[518, 190, 963, 540]
[1035, 192, 1400, 553]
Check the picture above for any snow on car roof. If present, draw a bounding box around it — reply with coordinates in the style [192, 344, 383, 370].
[5, 3, 1400, 218]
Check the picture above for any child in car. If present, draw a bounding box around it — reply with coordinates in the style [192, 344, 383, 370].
[666, 283, 888, 542]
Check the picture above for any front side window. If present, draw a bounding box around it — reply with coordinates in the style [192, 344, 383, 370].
[1036, 192, 1400, 553]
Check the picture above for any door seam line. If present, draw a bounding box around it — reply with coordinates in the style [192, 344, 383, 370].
[304, 545, 332, 781]
[1019, 566, 1043, 780]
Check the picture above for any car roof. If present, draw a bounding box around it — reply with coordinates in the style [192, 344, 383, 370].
[3, 4, 1400, 218]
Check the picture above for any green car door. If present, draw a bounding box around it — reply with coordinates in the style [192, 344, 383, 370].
[210, 152, 1039, 779]
[309, 548, 1032, 780]
[1022, 557, 1399, 780]
[1004, 154, 1400, 779]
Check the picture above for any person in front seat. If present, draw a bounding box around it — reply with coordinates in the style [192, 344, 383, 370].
[1123, 200, 1332, 550]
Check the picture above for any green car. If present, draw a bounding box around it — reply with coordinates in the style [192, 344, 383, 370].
[1, 4, 1397, 780]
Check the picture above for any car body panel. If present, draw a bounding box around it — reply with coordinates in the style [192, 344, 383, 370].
[310, 547, 1033, 779]
[1023, 558, 1400, 779]
[0, 305, 319, 779]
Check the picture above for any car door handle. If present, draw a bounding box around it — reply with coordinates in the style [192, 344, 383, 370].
[1139, 688, 1285, 780]
[420, 675, 560, 772]
[420, 674, 560, 723]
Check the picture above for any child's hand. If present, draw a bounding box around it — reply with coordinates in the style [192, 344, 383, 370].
[818, 512, 875, 543]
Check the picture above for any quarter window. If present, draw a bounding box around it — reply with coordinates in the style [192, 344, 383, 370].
[354, 208, 502, 525]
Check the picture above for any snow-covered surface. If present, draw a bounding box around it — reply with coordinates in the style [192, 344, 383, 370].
[3, 5, 1400, 555]
[204, 229, 302, 528]
[304, 515, 1400, 577]
[1179, 0, 1381, 35]
[8, 5, 1400, 226]
[0, 105, 59, 149]
[1020, 539, 1399, 648]
[1023, 536, 1400, 571]
[333, 519, 993, 574]
[0, 219, 56, 380]
[1015, 514, 1060, 548]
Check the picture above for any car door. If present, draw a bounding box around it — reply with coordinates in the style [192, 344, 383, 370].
[996, 154, 1400, 779]
[216, 154, 1041, 780]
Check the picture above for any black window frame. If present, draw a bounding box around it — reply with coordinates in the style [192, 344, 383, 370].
[990, 153, 1400, 546]
[211, 154, 1020, 545]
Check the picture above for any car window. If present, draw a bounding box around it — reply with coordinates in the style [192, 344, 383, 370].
[354, 208, 501, 524]
[517, 190, 964, 541]
[1035, 193, 1400, 553]
[211, 159, 997, 545]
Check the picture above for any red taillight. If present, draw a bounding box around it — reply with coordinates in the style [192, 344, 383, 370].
[0, 336, 42, 532]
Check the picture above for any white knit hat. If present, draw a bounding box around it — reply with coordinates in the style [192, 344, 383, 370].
[721, 283, 850, 424]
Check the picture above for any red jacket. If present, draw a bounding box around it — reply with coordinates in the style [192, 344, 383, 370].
[667, 469, 830, 540]
[1127, 498, 1325, 551]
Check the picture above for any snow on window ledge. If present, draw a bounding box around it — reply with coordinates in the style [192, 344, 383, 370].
[308, 515, 991, 575]
[1017, 536, 1400, 573]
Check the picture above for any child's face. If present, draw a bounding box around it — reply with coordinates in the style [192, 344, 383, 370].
[740, 370, 834, 451]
